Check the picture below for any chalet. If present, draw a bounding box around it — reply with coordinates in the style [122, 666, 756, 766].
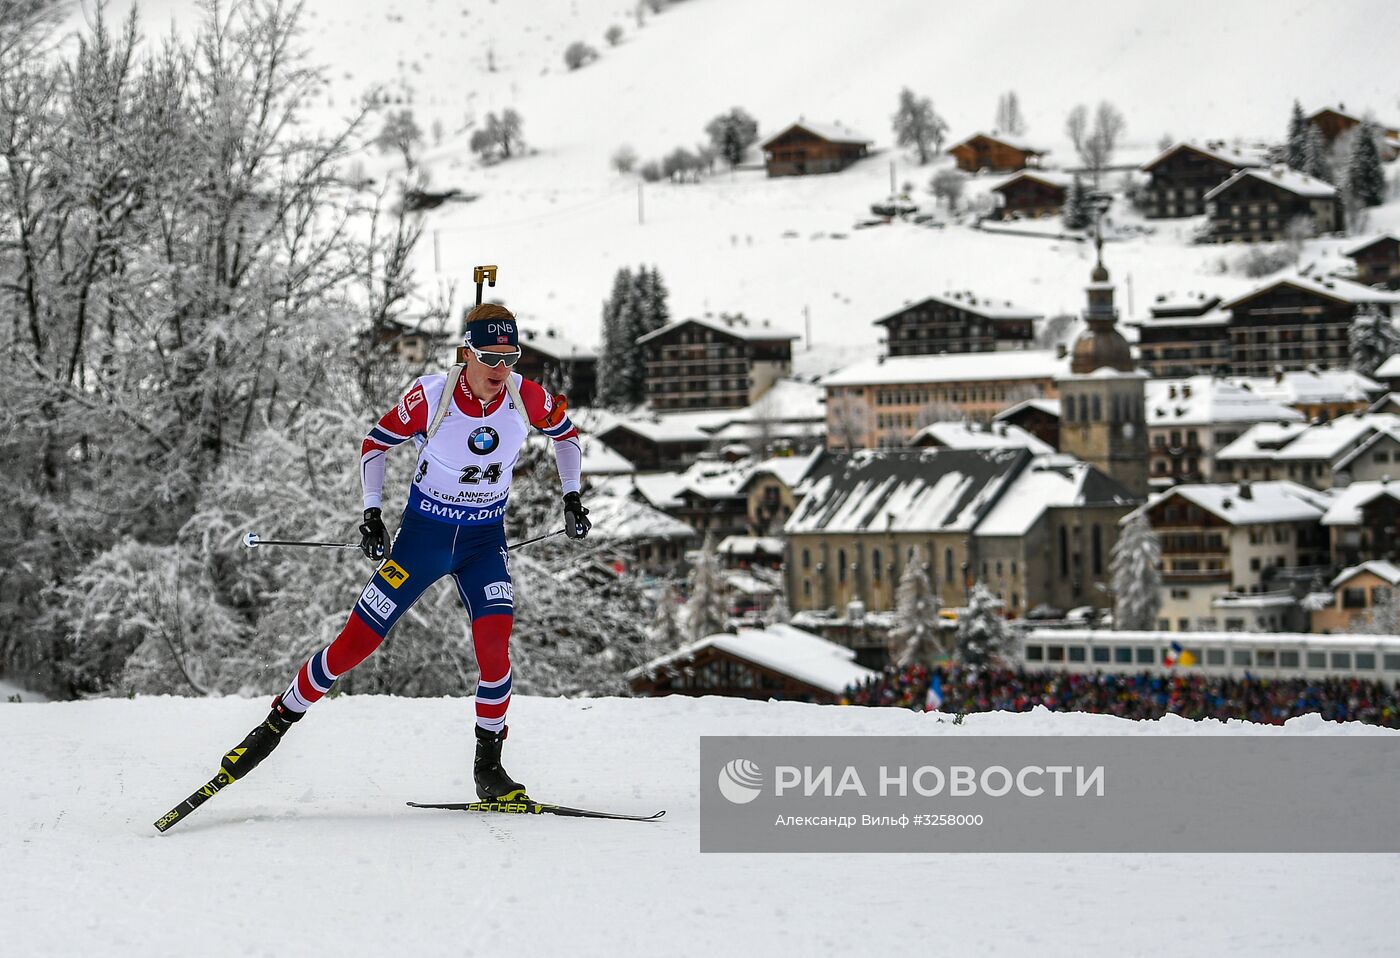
[517, 328, 597, 406]
[1344, 235, 1400, 290]
[1321, 481, 1400, 568]
[1377, 357, 1400, 394]
[1230, 369, 1384, 421]
[822, 350, 1069, 450]
[594, 412, 720, 471]
[1139, 143, 1261, 219]
[1202, 166, 1339, 243]
[580, 491, 695, 576]
[1144, 377, 1303, 488]
[908, 420, 1052, 454]
[737, 450, 821, 537]
[1312, 560, 1400, 633]
[1131, 292, 1230, 376]
[991, 170, 1071, 219]
[1221, 275, 1400, 377]
[637, 316, 797, 411]
[1215, 414, 1400, 490]
[626, 623, 877, 704]
[363, 314, 453, 365]
[874, 291, 1038, 356]
[948, 133, 1045, 173]
[993, 397, 1061, 450]
[1128, 481, 1332, 632]
[783, 448, 1135, 618]
[760, 121, 871, 177]
[1307, 105, 1400, 160]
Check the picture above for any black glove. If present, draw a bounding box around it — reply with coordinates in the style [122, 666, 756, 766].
[562, 492, 591, 540]
[359, 507, 389, 561]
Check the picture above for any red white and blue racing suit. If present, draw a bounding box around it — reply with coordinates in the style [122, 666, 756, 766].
[279, 372, 581, 731]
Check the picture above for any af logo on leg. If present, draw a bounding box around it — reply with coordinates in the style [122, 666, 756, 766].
[378, 560, 410, 589]
[469, 426, 500, 455]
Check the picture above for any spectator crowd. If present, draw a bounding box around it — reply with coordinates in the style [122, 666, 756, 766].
[842, 664, 1400, 727]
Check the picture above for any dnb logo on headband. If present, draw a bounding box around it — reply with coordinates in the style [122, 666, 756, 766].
[469, 426, 500, 455]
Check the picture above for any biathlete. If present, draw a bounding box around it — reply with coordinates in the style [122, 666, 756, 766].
[218, 303, 590, 801]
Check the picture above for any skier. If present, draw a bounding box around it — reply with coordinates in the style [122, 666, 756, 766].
[218, 303, 590, 801]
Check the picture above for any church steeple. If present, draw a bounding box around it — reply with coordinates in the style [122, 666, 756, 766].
[1070, 232, 1135, 374]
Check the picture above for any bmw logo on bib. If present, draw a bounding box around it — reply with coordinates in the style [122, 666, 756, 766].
[468, 426, 500, 455]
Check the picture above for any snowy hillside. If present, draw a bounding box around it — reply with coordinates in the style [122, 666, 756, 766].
[87, 0, 1400, 356]
[4, 694, 1398, 956]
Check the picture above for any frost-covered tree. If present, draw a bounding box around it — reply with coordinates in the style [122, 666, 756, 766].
[1360, 587, 1400, 635]
[650, 586, 687, 647]
[955, 583, 1011, 670]
[762, 587, 791, 628]
[1303, 124, 1332, 183]
[564, 41, 598, 70]
[611, 144, 638, 174]
[1286, 100, 1309, 170]
[704, 107, 759, 168]
[1346, 121, 1387, 209]
[605, 24, 624, 46]
[929, 168, 965, 212]
[1063, 175, 1093, 230]
[890, 557, 942, 668]
[595, 268, 635, 408]
[892, 87, 947, 165]
[636, 264, 671, 336]
[374, 108, 423, 169]
[685, 534, 729, 640]
[469, 108, 524, 162]
[1110, 513, 1162, 631]
[1349, 305, 1400, 378]
[994, 91, 1026, 136]
[1066, 101, 1126, 187]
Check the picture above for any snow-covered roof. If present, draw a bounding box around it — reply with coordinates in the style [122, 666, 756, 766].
[992, 169, 1073, 192]
[785, 448, 1027, 535]
[519, 327, 596, 361]
[1129, 481, 1332, 526]
[584, 493, 696, 542]
[1218, 414, 1400, 462]
[1027, 627, 1400, 649]
[1342, 234, 1400, 257]
[628, 623, 877, 695]
[634, 315, 798, 347]
[1133, 309, 1232, 330]
[626, 471, 691, 511]
[948, 131, 1046, 155]
[1145, 377, 1305, 427]
[1334, 422, 1400, 471]
[994, 397, 1061, 420]
[976, 456, 1136, 537]
[1229, 370, 1384, 406]
[739, 448, 823, 492]
[1139, 141, 1263, 173]
[1375, 355, 1400, 379]
[873, 292, 1041, 325]
[1221, 274, 1400, 309]
[822, 349, 1068, 388]
[761, 119, 872, 148]
[909, 420, 1054, 454]
[600, 409, 732, 444]
[1320, 480, 1400, 526]
[1203, 166, 1337, 201]
[724, 378, 826, 423]
[1210, 592, 1297, 610]
[682, 460, 751, 501]
[1331, 560, 1400, 588]
[717, 535, 786, 556]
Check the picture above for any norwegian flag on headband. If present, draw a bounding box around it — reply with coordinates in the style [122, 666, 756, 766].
[498, 335, 510, 343]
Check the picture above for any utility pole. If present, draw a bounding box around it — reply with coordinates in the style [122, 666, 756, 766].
[889, 160, 896, 196]
[433, 229, 441, 274]
[803, 304, 811, 351]
[638, 181, 644, 226]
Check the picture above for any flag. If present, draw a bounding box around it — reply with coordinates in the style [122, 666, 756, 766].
[925, 675, 944, 711]
[1165, 641, 1196, 667]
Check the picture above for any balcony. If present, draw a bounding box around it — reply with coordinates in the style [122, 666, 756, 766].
[1162, 569, 1231, 583]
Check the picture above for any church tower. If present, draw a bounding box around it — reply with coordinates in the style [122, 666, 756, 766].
[1056, 239, 1149, 499]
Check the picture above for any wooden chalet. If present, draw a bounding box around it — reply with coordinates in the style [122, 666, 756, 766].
[1307, 106, 1400, 160]
[1222, 276, 1400, 377]
[637, 316, 796, 411]
[949, 133, 1045, 173]
[993, 397, 1062, 451]
[760, 121, 871, 177]
[517, 328, 597, 406]
[1344, 235, 1400, 290]
[1131, 294, 1230, 377]
[1138, 143, 1260, 219]
[991, 170, 1071, 219]
[875, 291, 1038, 356]
[1203, 166, 1339, 243]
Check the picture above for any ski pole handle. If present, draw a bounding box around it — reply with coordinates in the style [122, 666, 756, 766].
[243, 532, 361, 550]
[507, 528, 566, 552]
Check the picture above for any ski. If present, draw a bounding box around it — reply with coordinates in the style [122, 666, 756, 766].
[407, 799, 665, 822]
[153, 766, 238, 833]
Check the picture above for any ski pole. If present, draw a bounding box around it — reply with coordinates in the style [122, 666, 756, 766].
[243, 532, 359, 550]
[507, 528, 566, 551]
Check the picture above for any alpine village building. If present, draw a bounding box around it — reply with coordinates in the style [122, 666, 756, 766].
[516, 327, 598, 406]
[760, 121, 871, 177]
[875, 291, 1039, 355]
[991, 170, 1071, 219]
[1203, 166, 1340, 243]
[637, 316, 797, 411]
[948, 133, 1046, 173]
[1344, 235, 1400, 289]
[1138, 142, 1261, 219]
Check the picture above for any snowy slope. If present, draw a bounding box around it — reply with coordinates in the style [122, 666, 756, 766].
[84, 0, 1400, 355]
[3, 694, 1398, 956]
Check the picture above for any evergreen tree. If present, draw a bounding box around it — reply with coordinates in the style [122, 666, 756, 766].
[704, 107, 759, 168]
[637, 265, 671, 337]
[1285, 100, 1309, 170]
[1349, 304, 1400, 378]
[954, 583, 1011, 670]
[1063, 175, 1092, 230]
[684, 533, 729, 640]
[596, 268, 635, 408]
[890, 557, 942, 668]
[1303, 124, 1332, 183]
[891, 86, 947, 165]
[1110, 513, 1162, 631]
[1346, 121, 1387, 208]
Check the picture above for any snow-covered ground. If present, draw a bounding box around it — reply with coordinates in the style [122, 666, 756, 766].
[0, 677, 47, 702]
[3, 694, 1397, 956]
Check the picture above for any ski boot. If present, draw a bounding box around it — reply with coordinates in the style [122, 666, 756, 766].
[220, 695, 302, 783]
[474, 725, 528, 801]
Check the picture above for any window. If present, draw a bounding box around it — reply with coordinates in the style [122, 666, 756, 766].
[1048, 645, 1065, 662]
[1232, 649, 1252, 666]
[1069, 647, 1087, 663]
[838, 550, 847, 583]
[1026, 644, 1044, 662]
[1355, 652, 1377, 671]
[1206, 648, 1226, 666]
[872, 549, 882, 583]
[945, 548, 955, 587]
[1280, 651, 1300, 668]
[802, 549, 811, 570]
[1306, 651, 1326, 669]
[1342, 588, 1367, 609]
[1330, 651, 1352, 670]
[1384, 654, 1400, 671]
[1257, 650, 1276, 668]
[1092, 647, 1111, 663]
[1114, 647, 1133, 664]
[1133, 647, 1152, 664]
[1092, 525, 1103, 576]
